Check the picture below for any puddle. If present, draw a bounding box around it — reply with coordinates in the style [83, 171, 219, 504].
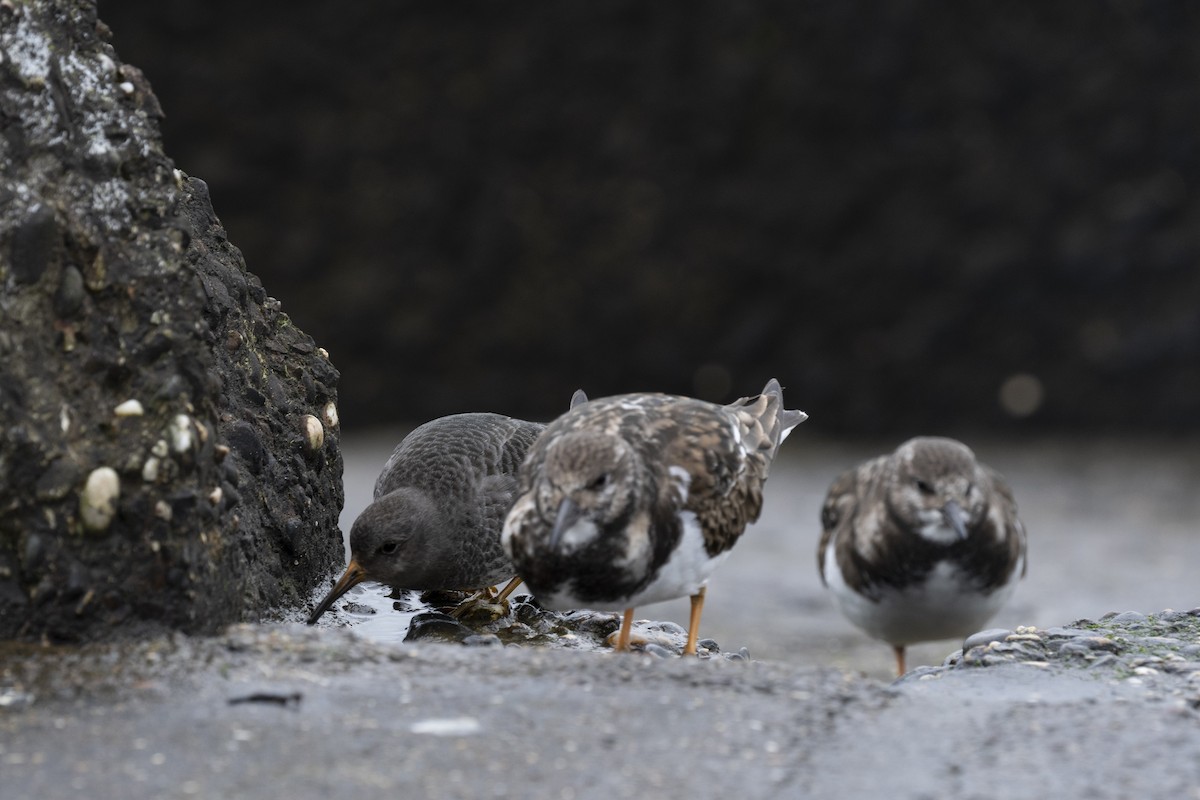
[312, 581, 425, 644]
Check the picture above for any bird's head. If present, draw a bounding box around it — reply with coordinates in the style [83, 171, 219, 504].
[537, 431, 638, 553]
[307, 488, 439, 624]
[889, 437, 986, 544]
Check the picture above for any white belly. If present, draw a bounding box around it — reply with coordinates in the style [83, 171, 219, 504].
[823, 544, 1020, 646]
[539, 510, 729, 611]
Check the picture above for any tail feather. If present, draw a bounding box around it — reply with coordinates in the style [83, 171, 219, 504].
[728, 378, 807, 456]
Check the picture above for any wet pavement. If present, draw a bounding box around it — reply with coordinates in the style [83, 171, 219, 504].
[3, 432, 1199, 799]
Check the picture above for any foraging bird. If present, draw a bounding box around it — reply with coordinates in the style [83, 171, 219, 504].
[818, 437, 1027, 677]
[502, 379, 805, 655]
[307, 413, 543, 624]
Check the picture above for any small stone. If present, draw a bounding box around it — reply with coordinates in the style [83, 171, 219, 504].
[208, 486, 223, 505]
[697, 638, 721, 653]
[1110, 611, 1147, 624]
[404, 611, 473, 643]
[1059, 641, 1097, 658]
[1041, 627, 1095, 639]
[726, 647, 751, 662]
[643, 642, 675, 658]
[1079, 636, 1121, 652]
[302, 414, 324, 452]
[80, 467, 120, 533]
[462, 634, 501, 647]
[114, 399, 144, 417]
[154, 500, 172, 521]
[55, 265, 85, 317]
[1133, 666, 1159, 676]
[317, 347, 329, 359]
[322, 401, 339, 429]
[963, 629, 1012, 650]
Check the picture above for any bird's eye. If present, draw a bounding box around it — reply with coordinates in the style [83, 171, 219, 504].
[379, 541, 399, 555]
[588, 473, 609, 491]
[915, 479, 935, 496]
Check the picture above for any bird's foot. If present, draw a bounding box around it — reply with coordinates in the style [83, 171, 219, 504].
[450, 592, 510, 623]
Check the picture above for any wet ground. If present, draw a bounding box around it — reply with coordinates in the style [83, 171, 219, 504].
[3, 432, 1199, 799]
[337, 430, 1200, 677]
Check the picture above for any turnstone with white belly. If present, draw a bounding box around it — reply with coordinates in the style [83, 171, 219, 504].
[817, 437, 1027, 676]
[502, 379, 806, 655]
[307, 412, 543, 624]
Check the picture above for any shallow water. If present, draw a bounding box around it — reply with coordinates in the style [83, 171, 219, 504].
[333, 429, 1200, 677]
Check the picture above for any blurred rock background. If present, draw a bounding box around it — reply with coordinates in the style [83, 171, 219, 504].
[96, 1, 1200, 434]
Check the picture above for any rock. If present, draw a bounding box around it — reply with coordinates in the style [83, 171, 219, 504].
[0, 0, 343, 641]
[405, 612, 474, 644]
[963, 629, 1013, 651]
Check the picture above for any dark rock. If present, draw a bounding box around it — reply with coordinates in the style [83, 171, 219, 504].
[0, 0, 343, 641]
[9, 204, 58, 285]
[340, 602, 375, 616]
[404, 612, 473, 644]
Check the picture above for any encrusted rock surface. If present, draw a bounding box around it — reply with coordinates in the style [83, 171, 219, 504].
[905, 608, 1200, 709]
[0, 0, 343, 640]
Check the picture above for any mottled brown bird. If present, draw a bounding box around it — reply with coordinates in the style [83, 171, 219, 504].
[502, 379, 805, 655]
[818, 437, 1027, 676]
[307, 413, 543, 625]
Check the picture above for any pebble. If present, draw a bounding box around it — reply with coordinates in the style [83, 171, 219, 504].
[963, 629, 1012, 650]
[80, 467, 120, 533]
[643, 643, 675, 658]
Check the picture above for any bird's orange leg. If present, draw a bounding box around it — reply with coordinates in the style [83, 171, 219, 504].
[614, 608, 635, 651]
[683, 586, 707, 656]
[893, 644, 907, 677]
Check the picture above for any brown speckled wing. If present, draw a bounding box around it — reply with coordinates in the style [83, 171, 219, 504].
[983, 465, 1028, 579]
[817, 466, 860, 586]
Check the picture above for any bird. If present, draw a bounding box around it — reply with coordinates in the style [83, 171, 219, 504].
[502, 379, 806, 656]
[817, 437, 1027, 677]
[307, 412, 544, 625]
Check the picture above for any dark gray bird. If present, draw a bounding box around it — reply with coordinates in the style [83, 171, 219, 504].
[502, 379, 805, 655]
[307, 413, 543, 624]
[818, 437, 1027, 676]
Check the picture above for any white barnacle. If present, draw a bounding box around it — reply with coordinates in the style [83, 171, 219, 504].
[114, 399, 144, 417]
[302, 415, 324, 452]
[321, 401, 339, 429]
[169, 414, 194, 454]
[80, 467, 120, 533]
